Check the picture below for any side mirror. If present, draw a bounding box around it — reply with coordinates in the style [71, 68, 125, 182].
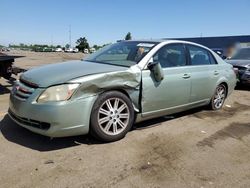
[147, 58, 164, 82]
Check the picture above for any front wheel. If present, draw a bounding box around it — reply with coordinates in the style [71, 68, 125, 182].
[209, 84, 227, 110]
[90, 91, 134, 142]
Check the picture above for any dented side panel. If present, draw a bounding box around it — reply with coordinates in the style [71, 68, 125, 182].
[70, 65, 142, 112]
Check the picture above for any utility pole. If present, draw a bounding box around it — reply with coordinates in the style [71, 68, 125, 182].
[69, 25, 72, 47]
[51, 35, 53, 47]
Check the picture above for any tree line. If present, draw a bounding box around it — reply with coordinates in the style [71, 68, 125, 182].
[75, 32, 132, 52]
[6, 32, 132, 52]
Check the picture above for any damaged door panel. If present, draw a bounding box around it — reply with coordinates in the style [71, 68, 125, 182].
[70, 65, 142, 112]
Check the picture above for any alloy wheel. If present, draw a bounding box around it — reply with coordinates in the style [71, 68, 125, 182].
[98, 98, 130, 136]
[213, 85, 226, 109]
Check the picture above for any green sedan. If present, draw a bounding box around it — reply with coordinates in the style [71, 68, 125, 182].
[9, 40, 237, 142]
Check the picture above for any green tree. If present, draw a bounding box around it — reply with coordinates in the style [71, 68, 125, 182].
[125, 32, 132, 40]
[65, 44, 70, 49]
[76, 37, 89, 52]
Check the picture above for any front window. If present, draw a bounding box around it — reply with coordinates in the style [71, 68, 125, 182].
[153, 44, 187, 68]
[84, 41, 158, 67]
[231, 48, 250, 60]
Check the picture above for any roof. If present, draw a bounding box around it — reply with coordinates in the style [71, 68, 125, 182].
[120, 39, 211, 49]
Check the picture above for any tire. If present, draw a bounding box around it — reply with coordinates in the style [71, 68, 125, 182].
[3, 72, 12, 80]
[3, 64, 12, 80]
[90, 91, 134, 142]
[209, 84, 227, 110]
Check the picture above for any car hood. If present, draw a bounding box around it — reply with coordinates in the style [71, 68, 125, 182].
[226, 59, 250, 67]
[20, 60, 128, 87]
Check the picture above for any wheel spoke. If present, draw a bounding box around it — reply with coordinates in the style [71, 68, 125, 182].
[117, 119, 126, 128]
[99, 108, 109, 116]
[118, 104, 126, 113]
[113, 123, 118, 133]
[219, 90, 224, 95]
[104, 121, 113, 132]
[214, 98, 218, 103]
[114, 98, 119, 110]
[98, 116, 110, 125]
[119, 113, 129, 119]
[216, 99, 221, 107]
[105, 100, 113, 111]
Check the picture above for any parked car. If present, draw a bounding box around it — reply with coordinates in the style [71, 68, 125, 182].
[226, 47, 250, 85]
[212, 48, 226, 59]
[90, 48, 96, 53]
[55, 48, 63, 52]
[9, 40, 236, 142]
[43, 47, 54, 52]
[0, 53, 24, 80]
[84, 49, 89, 54]
[65, 48, 79, 53]
[0, 47, 10, 52]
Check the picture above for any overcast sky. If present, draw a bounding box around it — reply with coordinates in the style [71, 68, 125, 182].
[1, 0, 250, 46]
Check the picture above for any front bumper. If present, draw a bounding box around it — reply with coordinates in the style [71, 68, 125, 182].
[9, 89, 97, 137]
[240, 71, 250, 84]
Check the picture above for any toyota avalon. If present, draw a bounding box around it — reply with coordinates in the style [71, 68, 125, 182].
[9, 40, 237, 142]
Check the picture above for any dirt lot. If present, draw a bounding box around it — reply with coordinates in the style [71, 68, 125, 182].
[0, 51, 250, 188]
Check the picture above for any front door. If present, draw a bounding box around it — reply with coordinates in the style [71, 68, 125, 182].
[141, 43, 191, 117]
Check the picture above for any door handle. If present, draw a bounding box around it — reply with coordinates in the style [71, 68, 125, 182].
[182, 74, 191, 79]
[214, 71, 219, 75]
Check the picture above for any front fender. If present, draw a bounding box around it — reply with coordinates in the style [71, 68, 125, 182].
[70, 65, 142, 112]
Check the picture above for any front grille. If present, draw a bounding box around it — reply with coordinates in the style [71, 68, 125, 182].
[12, 79, 37, 101]
[20, 78, 39, 88]
[8, 110, 51, 130]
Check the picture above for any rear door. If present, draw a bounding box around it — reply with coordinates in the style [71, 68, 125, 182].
[186, 44, 219, 102]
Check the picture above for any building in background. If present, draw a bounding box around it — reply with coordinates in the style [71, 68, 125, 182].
[168, 35, 250, 58]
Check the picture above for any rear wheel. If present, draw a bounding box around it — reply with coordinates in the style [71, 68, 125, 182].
[209, 84, 227, 110]
[90, 91, 134, 142]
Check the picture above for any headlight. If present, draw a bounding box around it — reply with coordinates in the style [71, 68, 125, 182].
[37, 84, 79, 103]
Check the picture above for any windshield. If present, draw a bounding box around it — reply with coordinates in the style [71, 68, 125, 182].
[84, 41, 158, 67]
[231, 48, 250, 60]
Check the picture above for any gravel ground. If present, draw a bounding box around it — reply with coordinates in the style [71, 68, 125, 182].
[0, 51, 250, 188]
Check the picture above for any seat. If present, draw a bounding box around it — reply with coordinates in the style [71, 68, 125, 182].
[166, 53, 179, 67]
[192, 53, 208, 65]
